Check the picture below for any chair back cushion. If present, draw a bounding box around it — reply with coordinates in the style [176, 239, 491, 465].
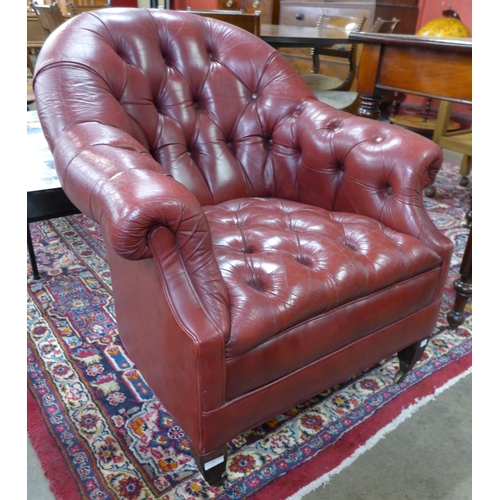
[34, 8, 325, 206]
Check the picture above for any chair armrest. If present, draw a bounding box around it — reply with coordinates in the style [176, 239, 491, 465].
[292, 102, 452, 262]
[52, 122, 201, 258]
[51, 122, 230, 336]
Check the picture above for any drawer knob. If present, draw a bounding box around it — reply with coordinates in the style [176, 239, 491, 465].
[226, 0, 233, 7]
[295, 13, 304, 20]
[252, 0, 259, 7]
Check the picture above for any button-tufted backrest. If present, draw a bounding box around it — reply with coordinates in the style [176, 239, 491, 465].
[34, 8, 349, 207]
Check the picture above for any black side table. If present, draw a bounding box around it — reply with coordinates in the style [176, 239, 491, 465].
[27, 111, 80, 279]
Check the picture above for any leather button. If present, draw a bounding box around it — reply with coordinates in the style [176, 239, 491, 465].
[345, 241, 356, 251]
[296, 255, 312, 267]
[251, 94, 258, 100]
[247, 275, 265, 292]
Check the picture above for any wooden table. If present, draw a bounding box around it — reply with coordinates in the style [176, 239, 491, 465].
[349, 32, 472, 331]
[349, 33, 472, 119]
[261, 24, 352, 49]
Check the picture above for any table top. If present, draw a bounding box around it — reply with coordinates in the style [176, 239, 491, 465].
[261, 24, 351, 48]
[27, 110, 60, 193]
[349, 32, 472, 51]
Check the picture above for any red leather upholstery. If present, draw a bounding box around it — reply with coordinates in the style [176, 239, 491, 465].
[33, 7, 453, 481]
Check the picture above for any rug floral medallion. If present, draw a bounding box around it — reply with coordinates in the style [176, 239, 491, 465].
[27, 160, 472, 500]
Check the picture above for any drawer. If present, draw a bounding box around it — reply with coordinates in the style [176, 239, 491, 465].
[218, 0, 274, 24]
[278, 0, 419, 35]
[280, 5, 320, 27]
[280, 4, 374, 30]
[218, 0, 241, 8]
[244, 0, 274, 24]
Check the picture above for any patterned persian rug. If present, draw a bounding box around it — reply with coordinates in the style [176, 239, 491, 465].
[27, 159, 472, 500]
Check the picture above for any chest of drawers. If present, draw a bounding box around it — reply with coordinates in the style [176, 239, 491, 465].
[278, 0, 418, 79]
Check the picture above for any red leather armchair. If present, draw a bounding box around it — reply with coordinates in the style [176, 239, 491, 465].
[33, 8, 452, 485]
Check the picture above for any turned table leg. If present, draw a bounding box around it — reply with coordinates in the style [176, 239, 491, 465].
[447, 227, 472, 330]
[355, 43, 384, 119]
[358, 94, 384, 119]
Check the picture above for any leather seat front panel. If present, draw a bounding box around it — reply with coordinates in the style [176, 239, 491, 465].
[224, 268, 439, 400]
[204, 198, 442, 359]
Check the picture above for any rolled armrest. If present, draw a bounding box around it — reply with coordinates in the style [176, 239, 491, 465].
[94, 168, 209, 260]
[51, 122, 230, 337]
[293, 102, 450, 259]
[52, 122, 202, 259]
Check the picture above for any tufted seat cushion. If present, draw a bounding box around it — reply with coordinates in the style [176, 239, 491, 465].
[204, 198, 442, 398]
[206, 198, 441, 356]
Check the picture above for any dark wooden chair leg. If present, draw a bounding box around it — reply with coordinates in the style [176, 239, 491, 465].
[28, 223, 41, 280]
[190, 442, 228, 486]
[394, 337, 430, 384]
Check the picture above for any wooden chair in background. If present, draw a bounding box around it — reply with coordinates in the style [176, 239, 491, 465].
[29, 1, 105, 106]
[182, 9, 261, 36]
[66, 1, 78, 15]
[424, 100, 472, 197]
[300, 14, 366, 93]
[66, 0, 110, 15]
[371, 17, 400, 35]
[28, 45, 36, 105]
[27, 9, 46, 46]
[303, 17, 399, 113]
[28, 2, 66, 106]
[30, 2, 67, 38]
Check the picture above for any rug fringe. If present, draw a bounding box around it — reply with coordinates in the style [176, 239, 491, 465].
[27, 387, 84, 500]
[286, 366, 472, 500]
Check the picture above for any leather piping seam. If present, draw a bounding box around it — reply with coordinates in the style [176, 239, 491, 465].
[225, 265, 442, 360]
[204, 296, 443, 414]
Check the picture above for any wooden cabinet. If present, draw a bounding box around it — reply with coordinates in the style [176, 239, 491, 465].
[278, 0, 418, 78]
[217, 0, 279, 24]
[279, 0, 418, 33]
